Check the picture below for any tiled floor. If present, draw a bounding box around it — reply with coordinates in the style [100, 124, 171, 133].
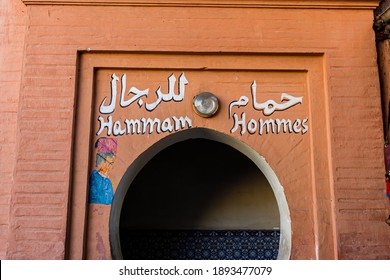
[121, 230, 280, 260]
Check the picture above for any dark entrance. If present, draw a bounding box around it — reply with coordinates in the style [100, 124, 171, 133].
[119, 138, 280, 259]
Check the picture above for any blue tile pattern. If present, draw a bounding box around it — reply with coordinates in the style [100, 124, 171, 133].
[120, 230, 280, 260]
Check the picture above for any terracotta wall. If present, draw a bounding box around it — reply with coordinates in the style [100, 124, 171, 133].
[0, 0, 26, 259]
[1, 0, 390, 259]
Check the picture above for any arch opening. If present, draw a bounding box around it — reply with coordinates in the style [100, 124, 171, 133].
[109, 128, 291, 260]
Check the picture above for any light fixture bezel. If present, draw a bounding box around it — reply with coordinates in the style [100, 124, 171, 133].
[192, 92, 219, 118]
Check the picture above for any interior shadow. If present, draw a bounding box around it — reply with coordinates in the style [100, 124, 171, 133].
[119, 138, 280, 260]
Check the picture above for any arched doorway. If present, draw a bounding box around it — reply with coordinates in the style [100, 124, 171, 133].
[109, 128, 291, 259]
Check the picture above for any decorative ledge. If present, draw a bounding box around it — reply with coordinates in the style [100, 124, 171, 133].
[22, 0, 380, 9]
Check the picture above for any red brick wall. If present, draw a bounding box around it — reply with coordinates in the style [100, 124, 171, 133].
[0, 0, 26, 259]
[2, 0, 390, 259]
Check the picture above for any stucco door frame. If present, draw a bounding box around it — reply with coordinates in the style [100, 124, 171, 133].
[67, 51, 335, 259]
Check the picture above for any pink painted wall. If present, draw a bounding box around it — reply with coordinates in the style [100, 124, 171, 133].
[0, 0, 26, 259]
[1, 0, 390, 259]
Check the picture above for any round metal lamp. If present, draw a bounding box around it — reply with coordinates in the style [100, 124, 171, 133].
[192, 92, 219, 118]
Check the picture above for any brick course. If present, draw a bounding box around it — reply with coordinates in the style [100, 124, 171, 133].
[0, 0, 26, 259]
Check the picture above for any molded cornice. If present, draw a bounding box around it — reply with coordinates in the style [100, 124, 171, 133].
[21, 0, 380, 9]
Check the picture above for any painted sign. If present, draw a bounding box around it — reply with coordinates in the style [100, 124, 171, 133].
[89, 137, 117, 205]
[229, 81, 308, 135]
[96, 73, 192, 137]
[95, 72, 308, 137]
